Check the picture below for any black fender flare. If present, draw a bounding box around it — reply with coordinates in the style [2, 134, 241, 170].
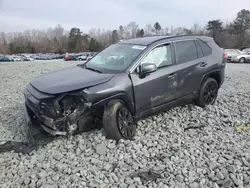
[199, 69, 221, 88]
[92, 93, 135, 115]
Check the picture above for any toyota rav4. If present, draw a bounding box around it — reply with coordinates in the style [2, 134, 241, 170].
[23, 35, 226, 140]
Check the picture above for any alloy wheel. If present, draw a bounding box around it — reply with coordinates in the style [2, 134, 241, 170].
[239, 58, 245, 63]
[117, 107, 135, 138]
[203, 81, 218, 105]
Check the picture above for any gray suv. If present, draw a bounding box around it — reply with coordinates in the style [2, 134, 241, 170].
[23, 35, 226, 140]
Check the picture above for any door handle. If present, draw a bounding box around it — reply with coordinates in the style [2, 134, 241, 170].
[168, 73, 177, 79]
[200, 62, 207, 67]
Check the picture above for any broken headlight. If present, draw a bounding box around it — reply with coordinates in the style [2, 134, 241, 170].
[40, 99, 59, 119]
[39, 94, 86, 119]
[54, 93, 87, 117]
[57, 95, 77, 116]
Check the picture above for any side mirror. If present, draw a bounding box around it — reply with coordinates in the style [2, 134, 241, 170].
[141, 63, 157, 74]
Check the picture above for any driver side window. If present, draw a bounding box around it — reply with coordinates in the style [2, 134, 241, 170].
[141, 44, 173, 69]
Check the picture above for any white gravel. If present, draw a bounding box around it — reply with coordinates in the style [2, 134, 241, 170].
[0, 60, 250, 188]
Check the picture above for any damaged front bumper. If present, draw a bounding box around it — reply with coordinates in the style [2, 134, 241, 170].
[23, 85, 94, 137]
[24, 104, 68, 136]
[24, 103, 35, 143]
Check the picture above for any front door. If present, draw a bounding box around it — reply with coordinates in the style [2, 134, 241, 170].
[130, 43, 178, 117]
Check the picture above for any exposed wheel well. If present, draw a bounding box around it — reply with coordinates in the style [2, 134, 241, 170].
[93, 98, 130, 118]
[106, 99, 126, 107]
[203, 71, 221, 86]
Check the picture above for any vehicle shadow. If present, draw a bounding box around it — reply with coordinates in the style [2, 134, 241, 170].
[0, 103, 57, 154]
[0, 102, 102, 154]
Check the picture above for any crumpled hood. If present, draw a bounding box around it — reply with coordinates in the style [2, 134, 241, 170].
[30, 66, 115, 94]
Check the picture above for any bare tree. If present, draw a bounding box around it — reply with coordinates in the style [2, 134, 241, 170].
[144, 24, 154, 36]
[1, 9, 250, 54]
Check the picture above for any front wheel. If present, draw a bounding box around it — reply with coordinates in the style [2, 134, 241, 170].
[239, 57, 246, 63]
[195, 78, 218, 107]
[103, 102, 136, 140]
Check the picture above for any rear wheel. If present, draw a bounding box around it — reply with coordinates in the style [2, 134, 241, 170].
[195, 78, 218, 107]
[103, 102, 136, 140]
[239, 57, 246, 63]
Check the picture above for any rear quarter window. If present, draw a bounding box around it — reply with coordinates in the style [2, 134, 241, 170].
[197, 39, 212, 56]
[175, 40, 198, 64]
[195, 40, 204, 58]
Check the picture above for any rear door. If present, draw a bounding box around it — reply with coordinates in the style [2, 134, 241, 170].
[173, 39, 210, 98]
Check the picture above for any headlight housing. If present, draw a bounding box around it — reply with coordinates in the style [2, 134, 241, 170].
[39, 93, 87, 119]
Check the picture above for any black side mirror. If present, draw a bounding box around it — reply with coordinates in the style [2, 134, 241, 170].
[141, 63, 157, 74]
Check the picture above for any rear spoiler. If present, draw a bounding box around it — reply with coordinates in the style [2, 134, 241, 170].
[197, 36, 213, 43]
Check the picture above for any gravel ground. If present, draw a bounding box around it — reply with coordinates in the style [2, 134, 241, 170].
[0, 60, 250, 188]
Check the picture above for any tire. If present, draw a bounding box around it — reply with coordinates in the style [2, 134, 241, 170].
[195, 77, 219, 107]
[239, 57, 246, 63]
[103, 102, 136, 140]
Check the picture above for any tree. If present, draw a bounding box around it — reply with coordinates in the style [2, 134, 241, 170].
[119, 25, 124, 39]
[183, 28, 193, 35]
[89, 38, 102, 52]
[0, 32, 8, 54]
[81, 34, 90, 52]
[144, 24, 154, 36]
[154, 22, 161, 34]
[2, 12, 250, 54]
[67, 27, 82, 52]
[207, 19, 223, 44]
[9, 42, 14, 54]
[230, 9, 250, 47]
[126, 21, 139, 38]
[136, 29, 144, 37]
[190, 23, 205, 35]
[111, 30, 119, 43]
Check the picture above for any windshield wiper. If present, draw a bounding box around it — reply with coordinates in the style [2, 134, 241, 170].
[84, 65, 102, 73]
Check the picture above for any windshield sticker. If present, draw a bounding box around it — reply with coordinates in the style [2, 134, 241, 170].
[132, 45, 146, 50]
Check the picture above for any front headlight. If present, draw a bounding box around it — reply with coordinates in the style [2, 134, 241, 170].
[58, 95, 77, 116]
[40, 93, 87, 118]
[40, 100, 59, 118]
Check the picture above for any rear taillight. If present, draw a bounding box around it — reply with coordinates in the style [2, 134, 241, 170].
[224, 53, 228, 59]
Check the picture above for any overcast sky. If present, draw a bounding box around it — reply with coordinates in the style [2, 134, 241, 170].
[0, 0, 249, 32]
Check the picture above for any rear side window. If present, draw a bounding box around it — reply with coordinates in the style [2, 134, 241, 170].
[197, 39, 212, 56]
[195, 40, 204, 58]
[175, 40, 198, 64]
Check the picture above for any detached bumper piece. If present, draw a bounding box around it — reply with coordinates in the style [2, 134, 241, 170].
[24, 104, 35, 144]
[23, 86, 94, 137]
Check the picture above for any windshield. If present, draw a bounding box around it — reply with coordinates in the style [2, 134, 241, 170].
[242, 48, 250, 53]
[85, 43, 146, 73]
